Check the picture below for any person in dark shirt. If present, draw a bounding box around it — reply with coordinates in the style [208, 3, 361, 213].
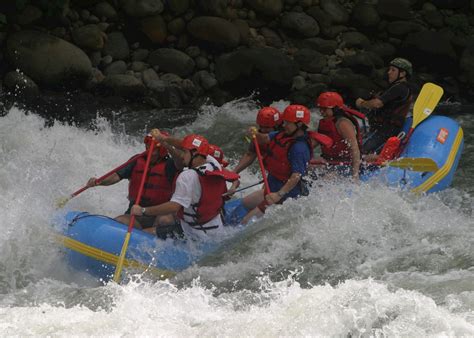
[355, 58, 413, 154]
[85, 131, 180, 235]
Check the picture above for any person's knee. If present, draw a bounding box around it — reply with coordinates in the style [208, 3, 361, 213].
[154, 215, 183, 239]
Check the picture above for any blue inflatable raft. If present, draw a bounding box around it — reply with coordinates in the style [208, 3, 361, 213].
[56, 115, 463, 282]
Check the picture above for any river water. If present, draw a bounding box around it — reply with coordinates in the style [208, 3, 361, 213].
[0, 101, 473, 335]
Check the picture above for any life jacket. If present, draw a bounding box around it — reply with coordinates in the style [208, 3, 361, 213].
[128, 157, 174, 207]
[373, 82, 413, 128]
[177, 163, 239, 231]
[263, 131, 313, 181]
[318, 106, 365, 161]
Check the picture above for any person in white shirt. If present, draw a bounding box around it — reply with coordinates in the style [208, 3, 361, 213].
[131, 134, 237, 241]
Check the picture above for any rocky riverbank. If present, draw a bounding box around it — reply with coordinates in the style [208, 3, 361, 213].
[1, 0, 474, 120]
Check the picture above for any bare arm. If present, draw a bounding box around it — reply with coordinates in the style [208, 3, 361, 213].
[265, 172, 302, 205]
[131, 201, 182, 217]
[233, 151, 257, 174]
[356, 97, 384, 109]
[86, 172, 121, 187]
[336, 118, 361, 180]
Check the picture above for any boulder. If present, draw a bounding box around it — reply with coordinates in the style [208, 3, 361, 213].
[120, 0, 164, 17]
[245, 0, 283, 17]
[6, 30, 92, 87]
[341, 31, 371, 49]
[215, 47, 299, 86]
[320, 0, 349, 24]
[299, 37, 338, 55]
[72, 24, 106, 50]
[403, 31, 458, 72]
[460, 41, 474, 85]
[3, 70, 40, 96]
[187, 16, 240, 49]
[377, 0, 413, 20]
[148, 48, 195, 77]
[387, 21, 424, 36]
[198, 0, 228, 17]
[281, 12, 319, 37]
[351, 3, 380, 28]
[103, 32, 130, 60]
[167, 0, 190, 15]
[140, 15, 168, 44]
[294, 48, 327, 73]
[102, 74, 145, 97]
[93, 2, 118, 20]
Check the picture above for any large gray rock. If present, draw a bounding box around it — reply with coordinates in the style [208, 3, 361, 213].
[299, 37, 338, 55]
[187, 16, 240, 49]
[387, 21, 423, 36]
[215, 47, 299, 86]
[140, 15, 167, 43]
[6, 30, 92, 87]
[459, 41, 474, 84]
[148, 48, 195, 77]
[341, 31, 371, 49]
[102, 74, 146, 97]
[120, 0, 164, 17]
[167, 0, 190, 15]
[320, 0, 349, 24]
[281, 12, 319, 37]
[72, 24, 105, 50]
[3, 70, 39, 95]
[198, 0, 228, 17]
[294, 48, 326, 73]
[245, 0, 283, 17]
[93, 2, 118, 20]
[351, 3, 380, 28]
[377, 0, 413, 20]
[403, 30, 457, 62]
[103, 32, 130, 60]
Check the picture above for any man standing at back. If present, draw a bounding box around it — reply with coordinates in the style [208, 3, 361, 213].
[355, 58, 414, 154]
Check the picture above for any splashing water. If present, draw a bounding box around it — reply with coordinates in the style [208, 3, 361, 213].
[0, 104, 473, 335]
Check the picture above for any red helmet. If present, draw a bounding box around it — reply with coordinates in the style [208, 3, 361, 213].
[144, 131, 170, 157]
[208, 144, 229, 167]
[181, 134, 209, 156]
[282, 105, 311, 126]
[316, 92, 344, 108]
[256, 107, 281, 128]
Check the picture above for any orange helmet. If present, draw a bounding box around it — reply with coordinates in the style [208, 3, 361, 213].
[256, 107, 281, 128]
[282, 105, 311, 126]
[144, 131, 170, 157]
[181, 134, 209, 156]
[316, 92, 344, 108]
[208, 144, 229, 167]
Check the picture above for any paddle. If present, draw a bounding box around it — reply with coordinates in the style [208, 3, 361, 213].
[56, 151, 147, 208]
[384, 157, 438, 172]
[252, 133, 270, 195]
[396, 82, 444, 156]
[222, 180, 264, 197]
[113, 142, 155, 283]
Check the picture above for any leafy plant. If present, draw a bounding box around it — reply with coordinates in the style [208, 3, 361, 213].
[0, 13, 7, 26]
[15, 0, 29, 10]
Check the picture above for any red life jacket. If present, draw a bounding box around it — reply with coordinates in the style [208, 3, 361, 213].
[263, 132, 313, 181]
[177, 164, 239, 230]
[318, 106, 365, 161]
[128, 157, 174, 207]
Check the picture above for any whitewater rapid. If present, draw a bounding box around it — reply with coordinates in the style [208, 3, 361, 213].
[0, 105, 473, 335]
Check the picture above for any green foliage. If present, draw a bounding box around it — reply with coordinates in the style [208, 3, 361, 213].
[0, 13, 7, 26]
[15, 0, 29, 10]
[444, 14, 470, 34]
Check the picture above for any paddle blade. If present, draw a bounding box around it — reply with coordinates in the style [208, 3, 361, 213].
[412, 83, 444, 129]
[386, 157, 439, 172]
[55, 196, 71, 209]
